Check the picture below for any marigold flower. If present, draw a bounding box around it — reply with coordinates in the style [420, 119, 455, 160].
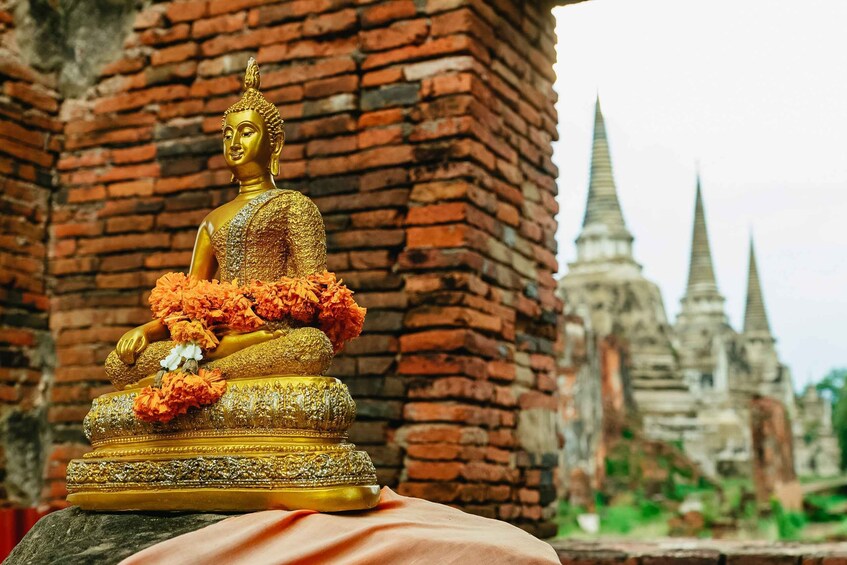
[133, 367, 227, 423]
[310, 271, 366, 352]
[149, 272, 189, 320]
[132, 386, 170, 423]
[170, 320, 219, 350]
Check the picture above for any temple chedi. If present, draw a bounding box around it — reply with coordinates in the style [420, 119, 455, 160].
[672, 181, 749, 476]
[742, 238, 791, 402]
[675, 178, 732, 394]
[557, 98, 694, 444]
[557, 98, 840, 483]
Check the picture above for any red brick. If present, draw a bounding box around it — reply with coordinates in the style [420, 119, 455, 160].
[406, 224, 467, 248]
[302, 9, 357, 37]
[151, 42, 198, 66]
[52, 222, 102, 238]
[139, 23, 191, 46]
[362, 1, 417, 27]
[361, 19, 429, 52]
[5, 81, 58, 113]
[361, 67, 403, 88]
[359, 108, 404, 128]
[208, 0, 270, 16]
[0, 121, 46, 148]
[363, 35, 486, 71]
[257, 36, 356, 65]
[158, 99, 205, 120]
[396, 482, 460, 502]
[304, 74, 358, 99]
[155, 171, 212, 194]
[144, 251, 192, 269]
[0, 328, 35, 347]
[133, 7, 164, 29]
[112, 144, 156, 164]
[166, 2, 207, 23]
[406, 460, 462, 481]
[192, 12, 247, 38]
[94, 86, 189, 114]
[77, 233, 170, 255]
[67, 185, 106, 203]
[358, 125, 404, 149]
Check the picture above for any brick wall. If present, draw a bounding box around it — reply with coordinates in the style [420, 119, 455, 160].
[0, 0, 564, 535]
[0, 4, 60, 506]
[554, 539, 847, 564]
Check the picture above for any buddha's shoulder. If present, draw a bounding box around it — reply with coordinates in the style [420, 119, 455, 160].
[270, 189, 320, 215]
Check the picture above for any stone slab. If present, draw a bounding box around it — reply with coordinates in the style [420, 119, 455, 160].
[6, 506, 230, 565]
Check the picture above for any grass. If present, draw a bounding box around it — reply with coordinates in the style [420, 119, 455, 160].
[556, 475, 847, 542]
[556, 491, 671, 539]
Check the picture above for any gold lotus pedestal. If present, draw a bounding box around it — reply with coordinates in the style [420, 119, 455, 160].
[66, 376, 380, 512]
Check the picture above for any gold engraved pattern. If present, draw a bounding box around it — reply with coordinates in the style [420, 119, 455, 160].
[84, 443, 356, 459]
[226, 188, 281, 282]
[84, 377, 356, 445]
[67, 451, 378, 492]
[211, 189, 327, 283]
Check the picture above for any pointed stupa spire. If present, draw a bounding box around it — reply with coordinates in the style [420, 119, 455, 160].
[582, 97, 628, 231]
[685, 174, 719, 294]
[675, 174, 726, 329]
[572, 96, 636, 269]
[743, 236, 773, 336]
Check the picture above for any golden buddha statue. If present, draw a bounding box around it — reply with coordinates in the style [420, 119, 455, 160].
[65, 59, 379, 512]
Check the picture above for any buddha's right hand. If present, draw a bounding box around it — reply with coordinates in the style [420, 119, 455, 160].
[205, 328, 281, 361]
[116, 327, 149, 365]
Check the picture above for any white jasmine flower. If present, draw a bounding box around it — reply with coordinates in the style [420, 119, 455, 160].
[160, 346, 183, 371]
[183, 343, 203, 362]
[159, 342, 204, 372]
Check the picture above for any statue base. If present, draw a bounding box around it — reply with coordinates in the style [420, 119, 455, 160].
[66, 375, 380, 512]
[67, 485, 381, 512]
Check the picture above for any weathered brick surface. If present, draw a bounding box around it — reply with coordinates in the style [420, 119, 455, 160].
[552, 539, 847, 564]
[0, 4, 61, 506]
[751, 395, 799, 508]
[0, 0, 561, 534]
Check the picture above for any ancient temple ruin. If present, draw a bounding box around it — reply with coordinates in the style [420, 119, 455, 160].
[557, 99, 695, 453]
[557, 98, 840, 488]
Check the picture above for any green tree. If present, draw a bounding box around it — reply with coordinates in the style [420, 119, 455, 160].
[816, 368, 847, 403]
[819, 368, 847, 470]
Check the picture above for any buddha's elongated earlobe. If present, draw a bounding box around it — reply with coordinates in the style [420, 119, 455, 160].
[269, 134, 283, 177]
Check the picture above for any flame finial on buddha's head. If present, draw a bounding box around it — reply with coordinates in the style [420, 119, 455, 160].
[222, 57, 285, 150]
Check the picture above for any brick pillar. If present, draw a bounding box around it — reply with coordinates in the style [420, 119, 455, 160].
[35, 0, 564, 535]
[750, 396, 800, 510]
[0, 6, 61, 506]
[390, 2, 561, 536]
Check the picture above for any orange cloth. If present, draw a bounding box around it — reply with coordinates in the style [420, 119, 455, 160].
[120, 488, 559, 565]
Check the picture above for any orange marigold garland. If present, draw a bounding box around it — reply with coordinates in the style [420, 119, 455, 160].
[311, 271, 367, 353]
[169, 320, 219, 350]
[133, 368, 226, 424]
[248, 278, 319, 324]
[135, 271, 365, 422]
[149, 270, 365, 353]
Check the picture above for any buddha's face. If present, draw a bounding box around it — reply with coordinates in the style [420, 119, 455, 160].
[223, 109, 276, 180]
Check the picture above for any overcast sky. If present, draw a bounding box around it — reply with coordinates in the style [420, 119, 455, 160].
[551, 0, 847, 390]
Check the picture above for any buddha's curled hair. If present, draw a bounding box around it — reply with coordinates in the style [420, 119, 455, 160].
[222, 57, 285, 146]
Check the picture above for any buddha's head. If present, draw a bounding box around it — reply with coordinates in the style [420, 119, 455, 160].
[222, 58, 284, 181]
